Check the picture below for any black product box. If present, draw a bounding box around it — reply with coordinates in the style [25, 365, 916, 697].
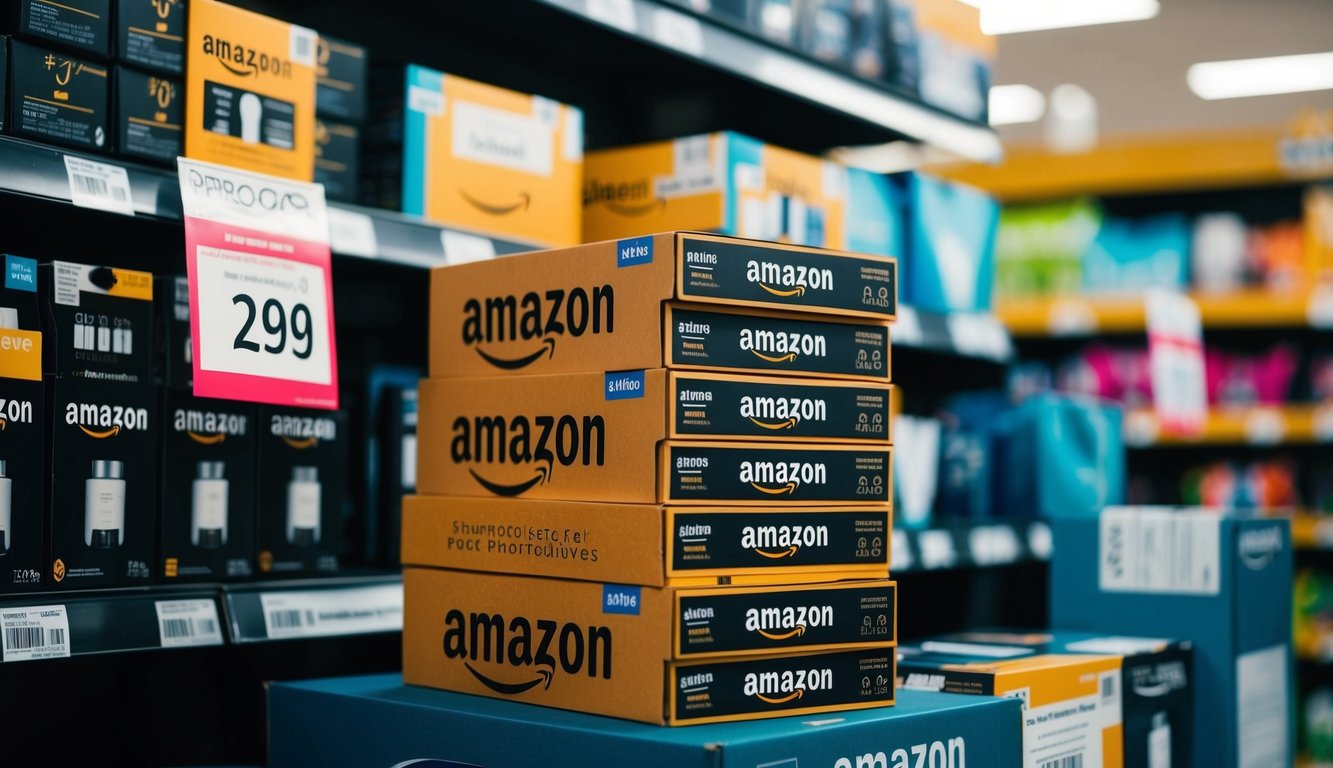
[0, 37, 7, 132]
[257, 406, 347, 575]
[0, 253, 46, 592]
[314, 118, 359, 203]
[42, 260, 154, 383]
[6, 0, 110, 58]
[47, 376, 156, 588]
[316, 35, 365, 123]
[159, 389, 256, 581]
[113, 65, 181, 165]
[115, 0, 184, 74]
[157, 274, 190, 388]
[378, 384, 415, 564]
[7, 38, 109, 151]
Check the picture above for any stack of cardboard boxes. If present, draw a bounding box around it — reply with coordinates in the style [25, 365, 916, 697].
[403, 231, 899, 724]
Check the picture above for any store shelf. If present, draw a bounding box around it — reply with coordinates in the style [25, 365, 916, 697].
[223, 574, 403, 644]
[534, 0, 1001, 163]
[894, 305, 1014, 363]
[0, 574, 402, 662]
[932, 123, 1333, 201]
[0, 585, 223, 661]
[1293, 512, 1333, 551]
[0, 135, 539, 268]
[1124, 404, 1333, 448]
[996, 287, 1333, 338]
[891, 519, 1051, 572]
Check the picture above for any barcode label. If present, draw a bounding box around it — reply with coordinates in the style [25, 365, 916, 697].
[260, 584, 403, 640]
[64, 156, 135, 217]
[155, 599, 224, 649]
[1, 605, 71, 662]
[290, 26, 317, 67]
[1101, 674, 1116, 700]
[1039, 755, 1084, 768]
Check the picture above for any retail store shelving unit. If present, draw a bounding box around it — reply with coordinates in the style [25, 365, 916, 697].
[0, 0, 1008, 762]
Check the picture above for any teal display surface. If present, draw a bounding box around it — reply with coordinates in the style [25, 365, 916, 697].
[1050, 509, 1293, 768]
[268, 674, 1022, 768]
[901, 173, 997, 313]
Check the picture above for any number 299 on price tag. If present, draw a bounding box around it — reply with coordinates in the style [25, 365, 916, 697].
[178, 159, 339, 409]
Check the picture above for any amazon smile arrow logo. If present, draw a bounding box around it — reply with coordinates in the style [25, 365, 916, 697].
[468, 460, 552, 497]
[756, 624, 806, 641]
[748, 417, 798, 430]
[604, 197, 666, 217]
[755, 688, 804, 704]
[79, 423, 121, 439]
[188, 431, 226, 445]
[460, 189, 531, 216]
[758, 283, 805, 298]
[282, 436, 318, 449]
[475, 337, 556, 370]
[465, 662, 553, 694]
[750, 350, 797, 364]
[751, 482, 797, 495]
[754, 545, 799, 559]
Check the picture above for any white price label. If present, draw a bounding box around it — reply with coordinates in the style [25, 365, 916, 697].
[64, 156, 134, 217]
[586, 0, 637, 32]
[327, 208, 379, 258]
[969, 524, 1021, 566]
[195, 246, 333, 385]
[260, 584, 403, 640]
[1146, 290, 1206, 436]
[155, 599, 224, 649]
[650, 7, 705, 56]
[947, 312, 1011, 360]
[893, 305, 923, 346]
[1, 605, 70, 662]
[918, 529, 958, 569]
[890, 529, 912, 570]
[441, 230, 498, 265]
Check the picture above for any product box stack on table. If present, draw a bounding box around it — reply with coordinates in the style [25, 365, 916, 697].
[404, 231, 899, 725]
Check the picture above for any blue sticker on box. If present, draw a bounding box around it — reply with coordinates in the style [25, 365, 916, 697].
[604, 370, 645, 400]
[616, 236, 653, 268]
[603, 585, 641, 615]
[4, 256, 37, 293]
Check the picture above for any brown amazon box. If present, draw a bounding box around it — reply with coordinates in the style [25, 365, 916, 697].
[400, 496, 891, 586]
[403, 567, 897, 724]
[431, 231, 895, 379]
[418, 371, 891, 504]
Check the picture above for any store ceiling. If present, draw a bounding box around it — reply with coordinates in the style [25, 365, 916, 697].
[991, 0, 1333, 142]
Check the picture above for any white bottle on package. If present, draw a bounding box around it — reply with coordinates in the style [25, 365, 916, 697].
[191, 461, 229, 548]
[85, 460, 126, 548]
[1149, 711, 1171, 768]
[286, 466, 321, 546]
[0, 460, 11, 554]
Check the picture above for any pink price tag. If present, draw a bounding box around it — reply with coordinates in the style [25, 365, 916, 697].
[178, 159, 339, 410]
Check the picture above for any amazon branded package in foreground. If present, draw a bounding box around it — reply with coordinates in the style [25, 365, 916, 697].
[1050, 507, 1292, 768]
[418, 370, 890, 504]
[403, 567, 895, 724]
[431, 232, 895, 379]
[400, 495, 890, 586]
[269, 673, 1021, 767]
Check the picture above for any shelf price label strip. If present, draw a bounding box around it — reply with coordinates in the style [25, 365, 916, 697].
[177, 158, 339, 410]
[258, 583, 404, 640]
[155, 598, 224, 649]
[0, 604, 71, 662]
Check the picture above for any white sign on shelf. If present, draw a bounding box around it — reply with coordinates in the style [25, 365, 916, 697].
[1146, 290, 1206, 437]
[259, 583, 404, 640]
[585, 0, 637, 32]
[0, 605, 70, 662]
[650, 7, 705, 56]
[917, 529, 958, 570]
[64, 156, 134, 217]
[441, 230, 497, 265]
[155, 599, 224, 649]
[327, 208, 379, 258]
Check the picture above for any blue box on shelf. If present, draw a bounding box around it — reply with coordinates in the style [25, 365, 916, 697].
[1050, 507, 1293, 768]
[268, 673, 1022, 768]
[899, 172, 998, 313]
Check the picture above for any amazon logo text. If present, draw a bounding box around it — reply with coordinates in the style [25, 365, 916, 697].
[442, 609, 612, 695]
[461, 285, 614, 371]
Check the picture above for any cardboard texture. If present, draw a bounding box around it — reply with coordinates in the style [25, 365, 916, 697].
[403, 567, 896, 724]
[383, 65, 582, 246]
[116, 0, 184, 73]
[400, 495, 891, 586]
[0, 254, 45, 591]
[898, 644, 1125, 768]
[185, 0, 316, 180]
[430, 232, 896, 379]
[925, 630, 1194, 768]
[268, 674, 1022, 768]
[417, 370, 891, 503]
[113, 66, 182, 165]
[7, 38, 109, 151]
[1050, 508, 1293, 768]
[582, 132, 902, 260]
[8, 0, 110, 57]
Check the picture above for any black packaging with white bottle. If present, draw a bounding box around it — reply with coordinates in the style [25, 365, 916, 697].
[42, 261, 155, 588]
[0, 254, 46, 592]
[158, 389, 256, 581]
[257, 406, 347, 575]
[5, 0, 111, 58]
